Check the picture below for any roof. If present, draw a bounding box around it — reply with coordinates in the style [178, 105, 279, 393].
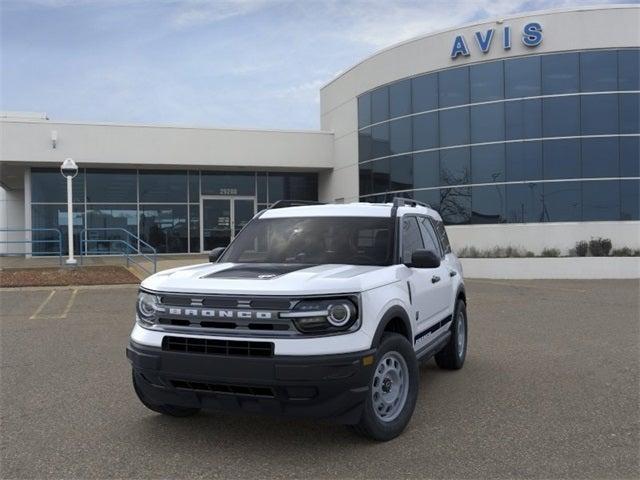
[259, 202, 442, 220]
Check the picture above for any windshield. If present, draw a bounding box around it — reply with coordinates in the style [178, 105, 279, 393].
[220, 216, 394, 266]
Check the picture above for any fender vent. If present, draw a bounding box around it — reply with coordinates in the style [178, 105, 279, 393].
[162, 336, 274, 357]
[171, 380, 275, 397]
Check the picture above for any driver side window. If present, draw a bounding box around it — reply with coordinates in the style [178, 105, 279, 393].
[401, 217, 424, 264]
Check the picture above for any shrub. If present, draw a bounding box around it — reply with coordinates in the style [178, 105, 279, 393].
[589, 237, 612, 257]
[540, 247, 561, 257]
[611, 247, 640, 257]
[575, 241, 589, 257]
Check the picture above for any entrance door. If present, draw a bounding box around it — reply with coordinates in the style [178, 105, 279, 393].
[200, 196, 255, 252]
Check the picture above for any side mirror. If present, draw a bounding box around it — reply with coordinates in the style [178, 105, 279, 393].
[407, 249, 440, 269]
[209, 247, 226, 263]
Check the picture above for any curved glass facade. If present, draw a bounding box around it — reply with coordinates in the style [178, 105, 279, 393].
[357, 49, 640, 224]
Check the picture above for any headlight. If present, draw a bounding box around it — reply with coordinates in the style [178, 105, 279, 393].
[136, 291, 159, 326]
[282, 297, 359, 334]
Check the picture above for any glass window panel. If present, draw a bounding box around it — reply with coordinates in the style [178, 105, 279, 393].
[359, 164, 373, 196]
[471, 185, 506, 224]
[31, 168, 85, 203]
[541, 52, 579, 94]
[471, 144, 505, 184]
[417, 217, 441, 255]
[201, 172, 255, 196]
[371, 86, 389, 123]
[413, 151, 439, 189]
[401, 217, 424, 263]
[620, 93, 639, 135]
[267, 173, 317, 202]
[412, 73, 438, 113]
[412, 112, 438, 151]
[31, 204, 84, 256]
[439, 107, 469, 147]
[620, 137, 640, 178]
[470, 103, 505, 143]
[86, 169, 136, 203]
[85, 205, 137, 254]
[139, 205, 188, 253]
[505, 56, 541, 98]
[581, 51, 618, 92]
[189, 204, 200, 253]
[505, 99, 541, 140]
[470, 61, 504, 102]
[582, 137, 619, 178]
[543, 139, 580, 180]
[389, 79, 411, 118]
[506, 142, 543, 182]
[390, 155, 412, 192]
[139, 170, 187, 203]
[372, 158, 390, 194]
[440, 187, 471, 225]
[188, 171, 200, 202]
[506, 183, 543, 223]
[371, 123, 390, 158]
[543, 181, 581, 222]
[582, 180, 620, 221]
[439, 67, 469, 107]
[413, 189, 440, 212]
[619, 49, 640, 91]
[256, 172, 267, 203]
[389, 117, 412, 155]
[621, 179, 640, 220]
[581, 94, 619, 135]
[542, 96, 580, 137]
[359, 128, 373, 162]
[358, 93, 371, 128]
[440, 147, 470, 186]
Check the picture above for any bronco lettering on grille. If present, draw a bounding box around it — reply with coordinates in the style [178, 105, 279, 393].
[156, 306, 274, 320]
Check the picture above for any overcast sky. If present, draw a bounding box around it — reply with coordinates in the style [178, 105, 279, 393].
[0, 0, 629, 130]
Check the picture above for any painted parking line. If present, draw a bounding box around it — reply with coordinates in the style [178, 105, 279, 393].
[29, 290, 56, 320]
[29, 288, 79, 320]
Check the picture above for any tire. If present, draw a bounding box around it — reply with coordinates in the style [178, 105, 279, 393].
[132, 371, 200, 417]
[435, 299, 467, 370]
[351, 333, 419, 441]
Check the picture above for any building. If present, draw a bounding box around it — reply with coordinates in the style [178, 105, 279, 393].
[1, 5, 638, 257]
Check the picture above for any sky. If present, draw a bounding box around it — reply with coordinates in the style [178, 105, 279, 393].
[0, 0, 631, 130]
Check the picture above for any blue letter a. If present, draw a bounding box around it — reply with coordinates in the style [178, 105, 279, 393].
[475, 29, 495, 53]
[451, 35, 470, 59]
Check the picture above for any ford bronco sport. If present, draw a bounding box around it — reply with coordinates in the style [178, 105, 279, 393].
[127, 198, 467, 441]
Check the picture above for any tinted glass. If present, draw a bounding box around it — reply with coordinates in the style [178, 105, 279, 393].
[440, 187, 471, 224]
[619, 49, 640, 90]
[432, 219, 451, 253]
[189, 171, 200, 202]
[359, 163, 373, 196]
[439, 67, 469, 107]
[372, 158, 390, 193]
[506, 183, 543, 223]
[440, 148, 470, 186]
[582, 180, 620, 221]
[412, 73, 438, 112]
[543, 96, 580, 137]
[439, 107, 469, 147]
[371, 87, 389, 123]
[414, 189, 441, 212]
[620, 93, 639, 134]
[389, 117, 412, 155]
[413, 152, 439, 189]
[470, 61, 504, 102]
[359, 128, 373, 162]
[582, 137, 619, 178]
[543, 139, 580, 180]
[139, 170, 187, 203]
[417, 216, 441, 255]
[202, 172, 254, 196]
[371, 123, 390, 158]
[581, 94, 619, 135]
[31, 168, 85, 203]
[221, 217, 394, 266]
[620, 137, 640, 177]
[358, 93, 371, 128]
[472, 185, 506, 224]
[471, 144, 505, 184]
[389, 79, 411, 118]
[505, 99, 542, 140]
[86, 170, 136, 203]
[581, 51, 618, 92]
[506, 142, 543, 182]
[412, 112, 438, 151]
[401, 217, 424, 264]
[139, 205, 188, 253]
[189, 204, 200, 252]
[390, 155, 413, 191]
[543, 182, 581, 222]
[621, 179, 640, 220]
[86, 205, 137, 253]
[267, 173, 317, 202]
[470, 103, 505, 143]
[541, 53, 579, 94]
[256, 172, 267, 203]
[31, 204, 83, 255]
[505, 56, 541, 98]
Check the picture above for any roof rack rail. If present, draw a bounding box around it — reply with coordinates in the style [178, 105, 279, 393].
[391, 197, 431, 209]
[269, 200, 325, 209]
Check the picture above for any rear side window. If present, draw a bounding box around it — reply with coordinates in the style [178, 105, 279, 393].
[418, 217, 442, 257]
[432, 218, 452, 254]
[401, 217, 424, 264]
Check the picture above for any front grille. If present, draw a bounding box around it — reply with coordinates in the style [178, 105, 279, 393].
[171, 380, 275, 397]
[162, 336, 274, 357]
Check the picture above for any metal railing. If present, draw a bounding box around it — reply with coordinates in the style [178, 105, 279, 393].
[0, 228, 63, 265]
[79, 228, 157, 274]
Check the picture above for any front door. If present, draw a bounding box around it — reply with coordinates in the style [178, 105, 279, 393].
[200, 196, 255, 252]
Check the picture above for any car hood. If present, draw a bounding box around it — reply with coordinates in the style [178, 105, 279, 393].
[141, 262, 401, 295]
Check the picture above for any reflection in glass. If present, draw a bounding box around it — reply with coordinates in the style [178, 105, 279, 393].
[413, 152, 439, 189]
[389, 79, 411, 118]
[581, 51, 618, 92]
[86, 205, 137, 254]
[372, 158, 390, 193]
[541, 53, 579, 94]
[471, 144, 505, 184]
[371, 86, 389, 123]
[471, 185, 505, 224]
[582, 138, 619, 178]
[506, 183, 543, 223]
[359, 163, 373, 196]
[267, 174, 317, 203]
[189, 171, 200, 202]
[543, 139, 580, 180]
[371, 123, 390, 158]
[358, 94, 371, 128]
[440, 187, 471, 225]
[189, 204, 200, 253]
[413, 189, 440, 211]
[470, 103, 505, 143]
[390, 155, 412, 192]
[620, 93, 640, 134]
[439, 67, 469, 107]
[412, 112, 438, 151]
[470, 61, 504, 102]
[505, 56, 541, 98]
[412, 73, 438, 113]
[86, 170, 136, 203]
[139, 205, 188, 253]
[506, 142, 543, 182]
[581, 94, 619, 135]
[440, 148, 470, 186]
[582, 180, 620, 221]
[202, 199, 231, 250]
[389, 117, 412, 155]
[439, 107, 469, 147]
[139, 170, 187, 203]
[505, 99, 541, 140]
[31, 204, 84, 255]
[31, 169, 85, 203]
[620, 137, 640, 177]
[621, 180, 640, 220]
[618, 49, 640, 91]
[359, 128, 373, 162]
[543, 96, 580, 137]
[543, 182, 581, 222]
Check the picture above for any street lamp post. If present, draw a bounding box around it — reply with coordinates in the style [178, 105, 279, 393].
[60, 158, 78, 265]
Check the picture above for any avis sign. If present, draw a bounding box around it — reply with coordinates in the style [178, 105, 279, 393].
[450, 22, 543, 59]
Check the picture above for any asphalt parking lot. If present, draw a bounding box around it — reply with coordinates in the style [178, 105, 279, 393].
[1, 279, 638, 479]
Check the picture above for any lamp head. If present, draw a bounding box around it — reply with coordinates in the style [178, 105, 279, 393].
[60, 158, 78, 179]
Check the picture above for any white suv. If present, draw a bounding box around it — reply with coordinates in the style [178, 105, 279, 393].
[127, 198, 467, 441]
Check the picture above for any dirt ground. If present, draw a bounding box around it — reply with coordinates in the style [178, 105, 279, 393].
[0, 265, 140, 287]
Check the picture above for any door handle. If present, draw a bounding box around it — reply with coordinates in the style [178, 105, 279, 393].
[449, 270, 457, 277]
[431, 275, 441, 284]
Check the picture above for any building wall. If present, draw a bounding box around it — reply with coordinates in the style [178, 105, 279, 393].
[0, 186, 26, 254]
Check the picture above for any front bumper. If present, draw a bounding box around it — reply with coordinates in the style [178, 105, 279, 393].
[126, 340, 376, 424]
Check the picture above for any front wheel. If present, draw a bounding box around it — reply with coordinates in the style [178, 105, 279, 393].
[435, 299, 467, 370]
[351, 333, 419, 441]
[132, 371, 200, 417]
